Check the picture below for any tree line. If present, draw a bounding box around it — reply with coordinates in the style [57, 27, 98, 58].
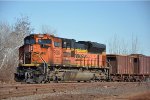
[0, 16, 33, 82]
[108, 34, 141, 55]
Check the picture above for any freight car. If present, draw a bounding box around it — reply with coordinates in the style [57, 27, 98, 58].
[107, 54, 150, 82]
[15, 34, 109, 83]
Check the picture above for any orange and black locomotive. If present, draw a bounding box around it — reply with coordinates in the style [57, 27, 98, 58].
[15, 34, 108, 83]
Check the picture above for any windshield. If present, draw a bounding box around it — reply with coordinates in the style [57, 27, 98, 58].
[24, 37, 36, 45]
[38, 39, 51, 44]
[54, 42, 61, 47]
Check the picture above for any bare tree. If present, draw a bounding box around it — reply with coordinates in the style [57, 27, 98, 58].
[108, 40, 113, 54]
[41, 25, 57, 35]
[131, 34, 139, 54]
[108, 34, 123, 54]
[108, 34, 140, 55]
[0, 16, 33, 83]
[121, 39, 129, 55]
[108, 34, 117, 54]
[0, 21, 12, 51]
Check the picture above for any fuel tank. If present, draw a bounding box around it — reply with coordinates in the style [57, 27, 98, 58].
[63, 71, 94, 81]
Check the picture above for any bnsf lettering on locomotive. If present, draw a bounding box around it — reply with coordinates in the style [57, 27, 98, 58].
[75, 54, 86, 58]
[63, 52, 71, 57]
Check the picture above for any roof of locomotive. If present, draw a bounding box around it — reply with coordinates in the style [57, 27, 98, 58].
[26, 34, 106, 47]
[78, 41, 106, 49]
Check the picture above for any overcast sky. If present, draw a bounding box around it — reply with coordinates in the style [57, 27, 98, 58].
[0, 1, 150, 55]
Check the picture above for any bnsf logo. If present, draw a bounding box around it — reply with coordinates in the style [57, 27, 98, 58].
[75, 54, 86, 58]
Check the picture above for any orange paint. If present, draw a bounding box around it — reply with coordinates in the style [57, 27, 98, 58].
[19, 34, 107, 68]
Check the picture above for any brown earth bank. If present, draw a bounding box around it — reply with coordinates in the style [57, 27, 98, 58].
[128, 92, 150, 100]
[0, 82, 150, 100]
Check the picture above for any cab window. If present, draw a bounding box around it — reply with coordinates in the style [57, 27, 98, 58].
[54, 42, 61, 47]
[24, 38, 36, 45]
[38, 39, 51, 44]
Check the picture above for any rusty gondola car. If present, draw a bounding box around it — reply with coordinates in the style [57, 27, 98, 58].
[107, 54, 150, 82]
[130, 54, 150, 80]
[107, 55, 134, 81]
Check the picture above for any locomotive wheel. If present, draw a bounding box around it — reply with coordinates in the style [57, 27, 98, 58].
[24, 71, 34, 84]
[35, 75, 45, 83]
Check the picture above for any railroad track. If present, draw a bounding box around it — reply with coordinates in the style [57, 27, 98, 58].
[0, 82, 95, 99]
[0, 82, 149, 100]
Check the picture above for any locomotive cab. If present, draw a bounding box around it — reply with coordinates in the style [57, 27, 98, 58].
[19, 35, 36, 64]
[19, 34, 58, 65]
[16, 34, 61, 83]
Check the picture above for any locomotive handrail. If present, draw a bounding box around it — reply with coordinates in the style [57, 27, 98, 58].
[106, 60, 112, 68]
[34, 53, 48, 75]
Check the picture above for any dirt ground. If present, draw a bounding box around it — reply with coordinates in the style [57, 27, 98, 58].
[0, 82, 150, 100]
